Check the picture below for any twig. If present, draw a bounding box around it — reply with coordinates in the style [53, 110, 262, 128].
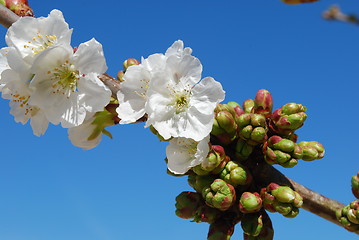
[0, 4, 19, 28]
[323, 5, 359, 26]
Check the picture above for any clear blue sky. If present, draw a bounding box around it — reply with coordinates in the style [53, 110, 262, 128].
[0, 0, 359, 239]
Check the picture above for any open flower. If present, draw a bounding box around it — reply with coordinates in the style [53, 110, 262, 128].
[166, 135, 210, 174]
[116, 53, 167, 124]
[116, 40, 193, 124]
[29, 38, 111, 128]
[5, 9, 72, 64]
[0, 47, 49, 136]
[145, 54, 225, 141]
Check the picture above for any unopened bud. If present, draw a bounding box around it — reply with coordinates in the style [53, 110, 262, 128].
[175, 191, 201, 219]
[254, 89, 273, 118]
[202, 179, 236, 211]
[241, 213, 263, 237]
[352, 172, 359, 199]
[297, 141, 325, 161]
[239, 192, 263, 213]
[243, 99, 255, 113]
[123, 58, 140, 71]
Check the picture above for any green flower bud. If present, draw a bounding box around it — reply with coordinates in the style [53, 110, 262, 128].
[352, 172, 359, 199]
[337, 200, 359, 232]
[236, 113, 268, 146]
[212, 106, 238, 145]
[271, 186, 296, 203]
[236, 139, 254, 160]
[175, 191, 201, 219]
[239, 192, 263, 213]
[241, 213, 263, 237]
[270, 102, 307, 136]
[261, 183, 302, 218]
[254, 89, 273, 118]
[220, 161, 252, 187]
[243, 99, 255, 113]
[297, 141, 325, 161]
[263, 136, 302, 168]
[202, 179, 236, 211]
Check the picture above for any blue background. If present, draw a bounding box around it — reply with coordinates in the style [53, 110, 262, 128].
[0, 0, 359, 239]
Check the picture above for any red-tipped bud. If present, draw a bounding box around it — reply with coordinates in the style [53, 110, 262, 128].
[254, 89, 273, 118]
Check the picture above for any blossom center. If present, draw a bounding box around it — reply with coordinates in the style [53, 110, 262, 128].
[174, 90, 190, 114]
[48, 60, 80, 97]
[23, 33, 58, 54]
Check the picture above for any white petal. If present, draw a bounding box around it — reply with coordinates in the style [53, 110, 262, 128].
[116, 65, 150, 124]
[30, 110, 49, 136]
[77, 72, 111, 113]
[191, 77, 225, 115]
[74, 38, 107, 74]
[166, 136, 209, 174]
[68, 114, 102, 150]
[166, 54, 202, 85]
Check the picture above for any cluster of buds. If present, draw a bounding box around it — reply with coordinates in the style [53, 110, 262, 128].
[173, 89, 324, 239]
[261, 183, 303, 218]
[336, 200, 359, 232]
[352, 172, 359, 199]
[262, 136, 302, 168]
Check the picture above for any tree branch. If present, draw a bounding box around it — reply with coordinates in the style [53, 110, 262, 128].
[253, 163, 358, 235]
[0, 4, 19, 28]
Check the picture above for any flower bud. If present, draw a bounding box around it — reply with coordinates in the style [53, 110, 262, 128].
[123, 58, 140, 71]
[243, 99, 255, 113]
[337, 200, 359, 232]
[241, 213, 263, 237]
[239, 192, 263, 213]
[117, 70, 125, 82]
[270, 103, 307, 136]
[212, 106, 238, 145]
[263, 136, 302, 168]
[220, 161, 252, 187]
[202, 179, 236, 211]
[2, 0, 33, 16]
[261, 183, 302, 218]
[175, 191, 201, 219]
[254, 89, 273, 118]
[235, 139, 254, 160]
[236, 113, 268, 146]
[297, 141, 325, 161]
[352, 172, 359, 199]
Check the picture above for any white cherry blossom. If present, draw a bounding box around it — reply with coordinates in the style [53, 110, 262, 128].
[29, 38, 111, 128]
[5, 9, 72, 64]
[116, 53, 166, 124]
[145, 54, 225, 141]
[166, 135, 210, 174]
